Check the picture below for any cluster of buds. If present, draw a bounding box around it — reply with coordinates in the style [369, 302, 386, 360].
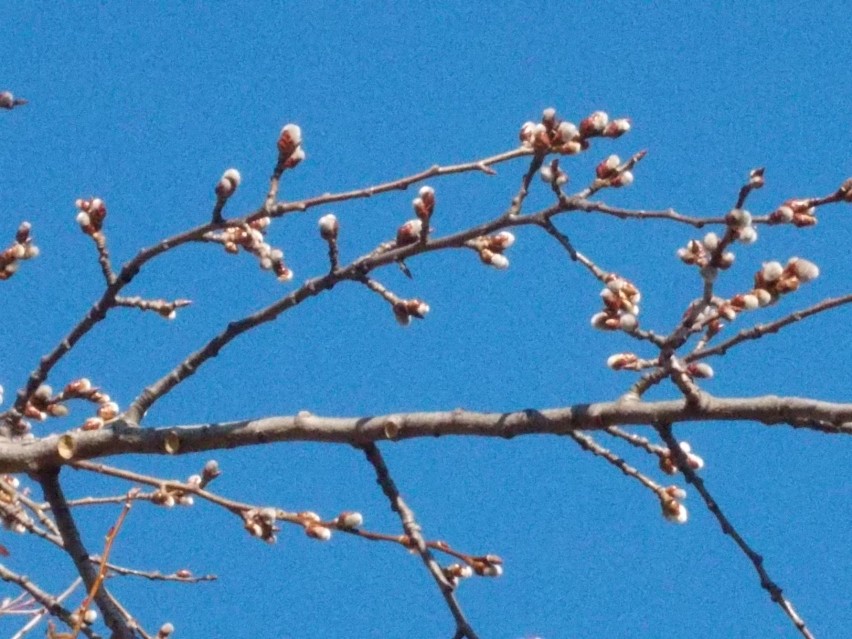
[0, 91, 27, 110]
[22, 379, 119, 428]
[540, 159, 568, 187]
[243, 507, 279, 543]
[594, 154, 634, 188]
[768, 199, 817, 227]
[725, 208, 758, 244]
[659, 441, 705, 475]
[0, 476, 32, 534]
[519, 108, 631, 155]
[299, 511, 332, 541]
[412, 185, 435, 229]
[75, 198, 107, 236]
[660, 485, 688, 524]
[677, 232, 735, 270]
[393, 298, 430, 326]
[747, 257, 819, 302]
[465, 231, 515, 270]
[277, 124, 305, 170]
[591, 274, 641, 332]
[0, 222, 38, 280]
[152, 484, 194, 508]
[214, 168, 241, 200]
[334, 511, 364, 530]
[216, 217, 293, 281]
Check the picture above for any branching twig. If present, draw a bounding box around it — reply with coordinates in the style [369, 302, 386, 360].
[655, 423, 815, 639]
[361, 443, 480, 639]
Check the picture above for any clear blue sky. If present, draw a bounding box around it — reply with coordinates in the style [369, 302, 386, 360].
[1, 2, 850, 638]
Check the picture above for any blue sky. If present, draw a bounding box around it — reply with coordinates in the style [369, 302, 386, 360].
[1, 2, 850, 637]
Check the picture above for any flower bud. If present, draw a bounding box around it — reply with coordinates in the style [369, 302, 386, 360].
[318, 214, 339, 241]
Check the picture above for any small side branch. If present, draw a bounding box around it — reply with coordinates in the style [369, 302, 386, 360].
[361, 443, 480, 639]
[655, 424, 815, 639]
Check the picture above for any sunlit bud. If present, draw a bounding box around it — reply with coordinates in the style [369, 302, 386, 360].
[579, 110, 609, 136]
[761, 261, 783, 282]
[789, 257, 819, 282]
[603, 118, 631, 137]
[557, 120, 578, 142]
[753, 288, 772, 306]
[718, 252, 735, 268]
[541, 107, 557, 126]
[619, 313, 638, 331]
[591, 312, 611, 330]
[76, 211, 91, 228]
[277, 124, 302, 156]
[612, 171, 634, 187]
[259, 508, 278, 525]
[276, 266, 294, 282]
[792, 212, 817, 227]
[215, 169, 241, 199]
[748, 167, 765, 189]
[24, 245, 39, 258]
[731, 293, 759, 310]
[283, 145, 306, 169]
[491, 231, 515, 250]
[48, 403, 69, 417]
[187, 474, 202, 487]
[481, 564, 503, 577]
[396, 219, 422, 246]
[82, 416, 104, 431]
[725, 208, 752, 228]
[560, 140, 583, 155]
[596, 154, 621, 179]
[737, 226, 757, 244]
[840, 178, 852, 202]
[702, 232, 719, 251]
[540, 166, 553, 183]
[203, 459, 221, 481]
[97, 401, 119, 420]
[687, 362, 714, 379]
[519, 121, 536, 145]
[84, 607, 98, 624]
[770, 205, 794, 223]
[157, 623, 175, 638]
[487, 253, 509, 269]
[336, 511, 364, 529]
[306, 525, 332, 541]
[318, 214, 339, 241]
[719, 305, 737, 321]
[607, 353, 638, 370]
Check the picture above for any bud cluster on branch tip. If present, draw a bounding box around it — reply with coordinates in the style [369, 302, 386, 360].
[0, 91, 27, 109]
[318, 213, 339, 241]
[724, 208, 758, 244]
[747, 257, 819, 304]
[659, 441, 705, 475]
[591, 274, 641, 332]
[594, 154, 634, 188]
[216, 217, 293, 281]
[335, 511, 364, 530]
[469, 554, 503, 577]
[660, 485, 688, 524]
[243, 507, 279, 543]
[677, 232, 735, 270]
[465, 231, 515, 270]
[277, 123, 305, 169]
[156, 622, 175, 639]
[298, 511, 332, 541]
[540, 159, 568, 186]
[393, 298, 430, 326]
[412, 185, 435, 225]
[75, 198, 107, 236]
[152, 484, 194, 508]
[768, 198, 817, 227]
[1, 475, 32, 534]
[606, 352, 641, 371]
[214, 168, 241, 199]
[0, 222, 38, 280]
[518, 108, 630, 155]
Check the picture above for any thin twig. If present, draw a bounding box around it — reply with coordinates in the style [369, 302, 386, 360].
[655, 423, 815, 639]
[361, 443, 480, 639]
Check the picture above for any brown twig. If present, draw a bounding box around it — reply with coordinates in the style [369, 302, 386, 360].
[361, 443, 480, 639]
[655, 423, 815, 639]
